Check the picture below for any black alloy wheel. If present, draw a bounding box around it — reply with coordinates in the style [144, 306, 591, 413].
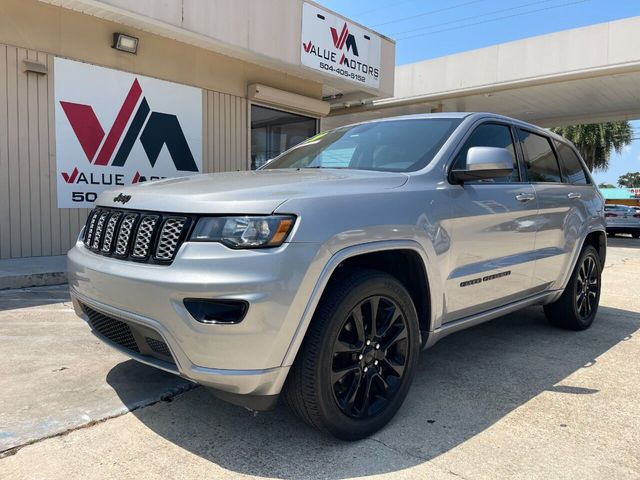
[575, 255, 598, 320]
[544, 245, 601, 331]
[331, 295, 408, 419]
[283, 269, 420, 440]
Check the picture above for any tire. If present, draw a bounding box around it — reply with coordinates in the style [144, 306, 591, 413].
[283, 268, 421, 440]
[543, 245, 601, 331]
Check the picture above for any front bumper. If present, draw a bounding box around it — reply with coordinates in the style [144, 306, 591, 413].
[68, 238, 324, 397]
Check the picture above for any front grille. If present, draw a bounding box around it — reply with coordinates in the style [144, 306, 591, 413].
[91, 211, 109, 250]
[83, 305, 140, 353]
[82, 208, 192, 264]
[115, 213, 137, 256]
[155, 217, 187, 260]
[101, 212, 121, 253]
[132, 216, 159, 258]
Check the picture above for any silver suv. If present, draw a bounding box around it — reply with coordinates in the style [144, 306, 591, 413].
[68, 113, 606, 440]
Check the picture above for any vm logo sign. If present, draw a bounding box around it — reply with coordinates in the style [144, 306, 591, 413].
[60, 78, 198, 172]
[330, 23, 359, 57]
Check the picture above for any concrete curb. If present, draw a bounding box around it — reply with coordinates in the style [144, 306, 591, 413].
[0, 272, 68, 291]
[0, 255, 68, 290]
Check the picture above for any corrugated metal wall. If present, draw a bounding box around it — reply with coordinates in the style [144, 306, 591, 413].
[0, 43, 248, 260]
[203, 90, 248, 174]
[0, 45, 89, 260]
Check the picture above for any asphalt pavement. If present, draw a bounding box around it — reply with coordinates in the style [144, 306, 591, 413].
[0, 237, 639, 479]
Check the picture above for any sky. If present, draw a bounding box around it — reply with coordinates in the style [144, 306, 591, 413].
[317, 0, 640, 185]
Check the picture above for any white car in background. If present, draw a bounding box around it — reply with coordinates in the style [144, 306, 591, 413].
[604, 204, 640, 238]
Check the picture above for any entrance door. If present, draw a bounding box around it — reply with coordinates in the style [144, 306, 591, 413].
[250, 105, 317, 169]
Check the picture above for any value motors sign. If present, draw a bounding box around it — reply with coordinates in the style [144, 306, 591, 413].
[301, 3, 382, 89]
[54, 58, 202, 208]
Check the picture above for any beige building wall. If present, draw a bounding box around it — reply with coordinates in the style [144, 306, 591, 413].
[0, 0, 323, 100]
[0, 0, 321, 259]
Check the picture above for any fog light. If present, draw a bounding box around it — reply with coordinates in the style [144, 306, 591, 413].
[184, 299, 248, 324]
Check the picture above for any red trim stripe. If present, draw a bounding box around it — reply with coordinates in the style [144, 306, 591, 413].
[94, 79, 143, 166]
[337, 23, 348, 49]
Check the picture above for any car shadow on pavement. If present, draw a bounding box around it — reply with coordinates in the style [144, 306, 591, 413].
[0, 284, 71, 312]
[107, 305, 639, 479]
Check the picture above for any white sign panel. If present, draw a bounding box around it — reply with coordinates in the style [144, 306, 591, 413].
[301, 2, 381, 89]
[54, 57, 202, 208]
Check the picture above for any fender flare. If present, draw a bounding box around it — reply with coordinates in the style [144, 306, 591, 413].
[280, 239, 438, 367]
[554, 227, 606, 297]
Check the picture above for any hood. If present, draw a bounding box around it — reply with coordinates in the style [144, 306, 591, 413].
[97, 169, 409, 214]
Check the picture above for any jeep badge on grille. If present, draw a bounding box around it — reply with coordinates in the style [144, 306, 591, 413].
[113, 193, 132, 205]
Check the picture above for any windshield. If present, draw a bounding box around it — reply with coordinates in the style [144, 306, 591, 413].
[262, 118, 462, 172]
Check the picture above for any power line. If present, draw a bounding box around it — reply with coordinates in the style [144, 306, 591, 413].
[395, 0, 592, 41]
[371, 0, 488, 28]
[355, 0, 424, 17]
[388, 0, 558, 37]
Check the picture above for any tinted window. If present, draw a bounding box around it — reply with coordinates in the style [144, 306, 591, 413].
[251, 105, 317, 170]
[453, 123, 519, 182]
[555, 141, 588, 184]
[263, 118, 462, 172]
[519, 130, 562, 183]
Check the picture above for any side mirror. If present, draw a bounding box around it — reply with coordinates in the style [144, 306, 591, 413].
[450, 146, 514, 183]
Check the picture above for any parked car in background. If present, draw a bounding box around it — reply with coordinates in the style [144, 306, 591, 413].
[68, 113, 606, 440]
[604, 204, 640, 238]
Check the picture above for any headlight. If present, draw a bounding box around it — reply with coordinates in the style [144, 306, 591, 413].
[190, 215, 295, 248]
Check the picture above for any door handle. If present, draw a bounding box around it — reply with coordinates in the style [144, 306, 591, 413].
[568, 192, 582, 199]
[515, 193, 535, 202]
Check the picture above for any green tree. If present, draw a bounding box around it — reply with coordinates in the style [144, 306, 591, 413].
[598, 182, 615, 189]
[618, 172, 640, 188]
[550, 121, 633, 172]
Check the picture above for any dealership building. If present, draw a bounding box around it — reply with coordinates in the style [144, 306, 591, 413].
[0, 0, 395, 260]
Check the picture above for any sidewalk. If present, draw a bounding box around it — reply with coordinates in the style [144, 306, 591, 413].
[0, 256, 67, 290]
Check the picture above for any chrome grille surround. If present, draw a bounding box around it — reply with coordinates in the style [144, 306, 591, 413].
[91, 211, 110, 250]
[131, 215, 160, 258]
[114, 213, 138, 256]
[155, 217, 187, 260]
[101, 212, 121, 253]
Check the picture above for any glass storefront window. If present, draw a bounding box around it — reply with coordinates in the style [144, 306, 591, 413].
[250, 105, 317, 169]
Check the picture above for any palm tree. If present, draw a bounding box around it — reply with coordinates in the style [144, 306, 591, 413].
[618, 172, 640, 188]
[550, 121, 633, 172]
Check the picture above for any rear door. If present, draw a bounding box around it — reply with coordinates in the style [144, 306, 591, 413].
[519, 130, 592, 291]
[444, 121, 538, 322]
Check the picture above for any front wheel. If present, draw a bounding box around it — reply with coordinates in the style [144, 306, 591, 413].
[283, 269, 421, 440]
[544, 245, 602, 330]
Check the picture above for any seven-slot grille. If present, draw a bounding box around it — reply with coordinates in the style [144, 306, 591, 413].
[83, 208, 192, 264]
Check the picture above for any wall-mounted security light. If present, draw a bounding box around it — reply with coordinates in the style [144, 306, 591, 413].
[112, 33, 139, 54]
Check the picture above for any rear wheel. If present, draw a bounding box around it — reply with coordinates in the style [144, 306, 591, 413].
[544, 245, 601, 330]
[283, 269, 421, 440]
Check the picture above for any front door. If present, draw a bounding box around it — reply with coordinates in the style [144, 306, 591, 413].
[444, 122, 538, 322]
